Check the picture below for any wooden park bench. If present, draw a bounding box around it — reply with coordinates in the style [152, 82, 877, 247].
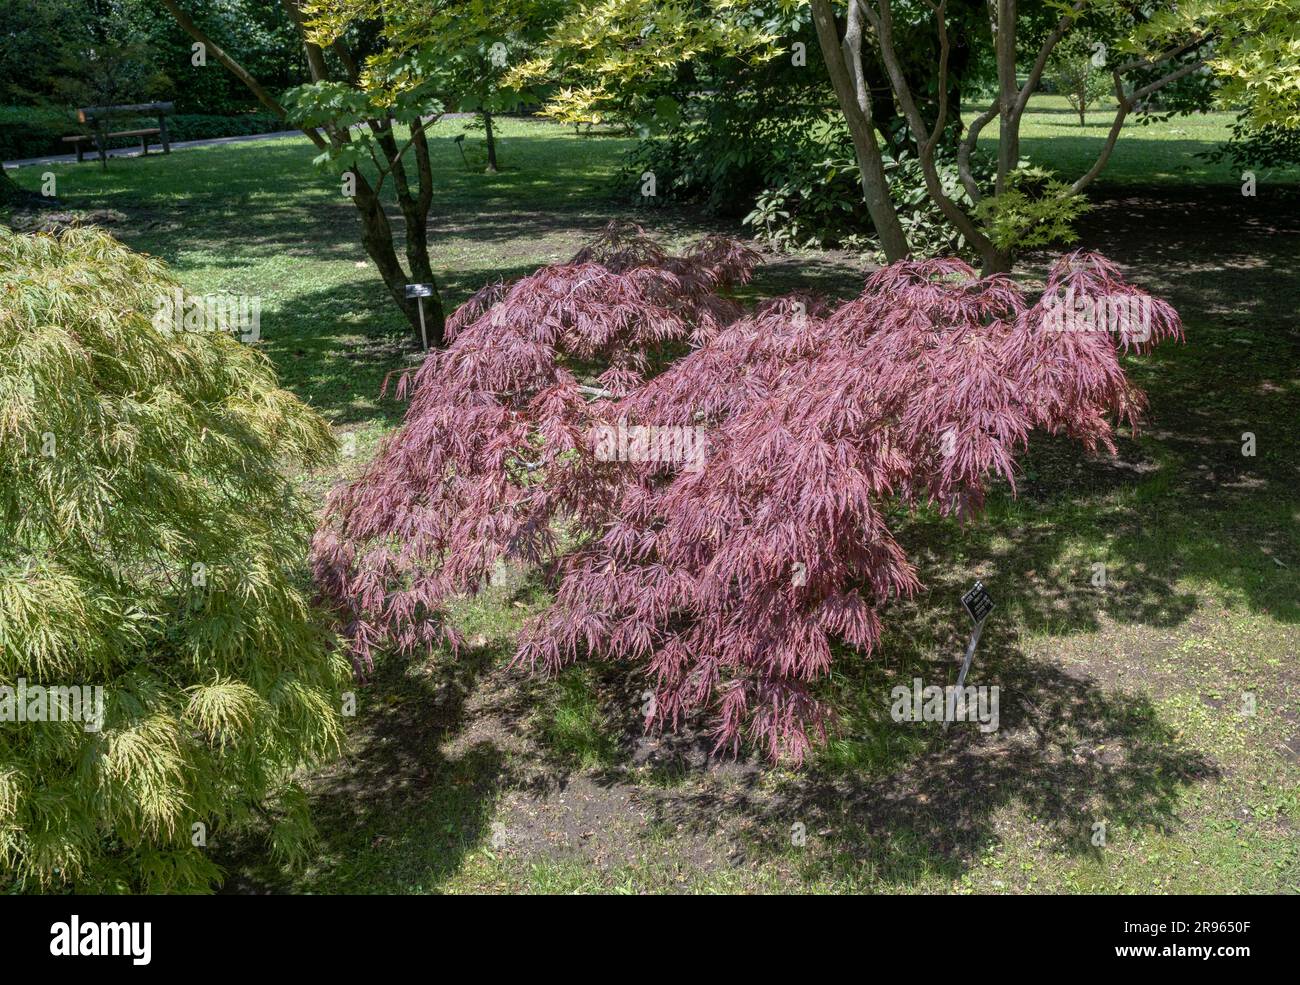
[62, 102, 173, 169]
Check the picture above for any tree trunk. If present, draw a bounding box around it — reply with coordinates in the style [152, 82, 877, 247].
[162, 0, 445, 350]
[980, 246, 1014, 277]
[482, 111, 498, 173]
[994, 0, 1019, 196]
[810, 0, 911, 262]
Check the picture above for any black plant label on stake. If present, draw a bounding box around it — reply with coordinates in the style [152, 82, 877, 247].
[961, 581, 994, 624]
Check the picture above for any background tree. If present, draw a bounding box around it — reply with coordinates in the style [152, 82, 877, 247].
[817, 0, 1300, 272]
[1045, 32, 1111, 125]
[157, 0, 573, 346]
[306, 0, 563, 174]
[813, 0, 1205, 273]
[0, 0, 93, 104]
[0, 227, 349, 891]
[507, 0, 781, 133]
[158, 0, 448, 345]
[518, 0, 1299, 274]
[0, 0, 305, 114]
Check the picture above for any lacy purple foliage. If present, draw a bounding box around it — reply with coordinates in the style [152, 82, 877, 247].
[313, 224, 1181, 763]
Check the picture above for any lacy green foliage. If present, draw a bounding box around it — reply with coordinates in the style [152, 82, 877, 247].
[0, 228, 349, 892]
[972, 166, 1091, 252]
[304, 0, 560, 118]
[1139, 0, 1300, 130]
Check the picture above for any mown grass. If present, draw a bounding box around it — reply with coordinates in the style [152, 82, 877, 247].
[993, 93, 1300, 187]
[6, 101, 1297, 895]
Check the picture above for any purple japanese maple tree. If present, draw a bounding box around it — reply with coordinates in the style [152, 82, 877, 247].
[313, 224, 1180, 762]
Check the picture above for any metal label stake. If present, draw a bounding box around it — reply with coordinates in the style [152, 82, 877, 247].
[945, 580, 994, 733]
[405, 283, 433, 350]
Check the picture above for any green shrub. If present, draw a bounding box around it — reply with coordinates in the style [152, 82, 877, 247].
[0, 227, 349, 892]
[0, 106, 73, 162]
[624, 98, 996, 259]
[617, 96, 824, 217]
[743, 116, 990, 257]
[164, 113, 286, 144]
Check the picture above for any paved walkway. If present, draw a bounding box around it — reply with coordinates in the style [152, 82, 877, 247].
[3, 114, 480, 169]
[3, 130, 306, 169]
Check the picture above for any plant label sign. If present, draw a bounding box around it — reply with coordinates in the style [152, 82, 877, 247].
[946, 582, 994, 734]
[961, 580, 994, 624]
[405, 284, 433, 350]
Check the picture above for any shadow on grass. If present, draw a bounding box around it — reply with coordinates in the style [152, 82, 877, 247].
[636, 645, 1217, 886]
[216, 641, 514, 895]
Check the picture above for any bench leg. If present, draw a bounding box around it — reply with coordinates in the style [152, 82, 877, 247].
[140, 134, 148, 156]
[96, 130, 106, 170]
[75, 143, 84, 163]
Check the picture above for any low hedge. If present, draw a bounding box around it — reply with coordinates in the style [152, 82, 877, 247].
[0, 106, 287, 161]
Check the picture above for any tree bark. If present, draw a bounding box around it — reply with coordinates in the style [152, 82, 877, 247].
[482, 111, 498, 173]
[810, 0, 910, 262]
[160, 0, 444, 348]
[979, 246, 1013, 276]
[993, 0, 1019, 195]
[869, 0, 999, 263]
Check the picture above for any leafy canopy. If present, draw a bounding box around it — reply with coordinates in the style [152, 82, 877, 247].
[506, 0, 782, 129]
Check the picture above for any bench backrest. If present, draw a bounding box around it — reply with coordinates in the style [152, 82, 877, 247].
[77, 102, 175, 125]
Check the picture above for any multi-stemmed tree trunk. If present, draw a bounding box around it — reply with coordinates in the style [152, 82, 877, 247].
[809, 0, 910, 263]
[812, 0, 1212, 276]
[159, 0, 446, 346]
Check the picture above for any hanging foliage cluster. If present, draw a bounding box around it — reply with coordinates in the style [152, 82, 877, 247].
[315, 224, 1180, 762]
[0, 228, 349, 891]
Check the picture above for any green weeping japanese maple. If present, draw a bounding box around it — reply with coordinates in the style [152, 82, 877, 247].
[0, 227, 349, 892]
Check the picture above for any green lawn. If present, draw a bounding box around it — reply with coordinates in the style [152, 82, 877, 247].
[6, 104, 1298, 895]
[988, 93, 1300, 187]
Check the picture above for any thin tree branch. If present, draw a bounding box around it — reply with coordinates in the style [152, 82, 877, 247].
[1013, 0, 1087, 124]
[158, 0, 328, 150]
[862, 0, 994, 255]
[958, 98, 999, 202]
[925, 0, 952, 158]
[1065, 57, 1208, 197]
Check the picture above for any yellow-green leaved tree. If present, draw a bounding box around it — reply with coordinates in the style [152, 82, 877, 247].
[0, 228, 349, 892]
